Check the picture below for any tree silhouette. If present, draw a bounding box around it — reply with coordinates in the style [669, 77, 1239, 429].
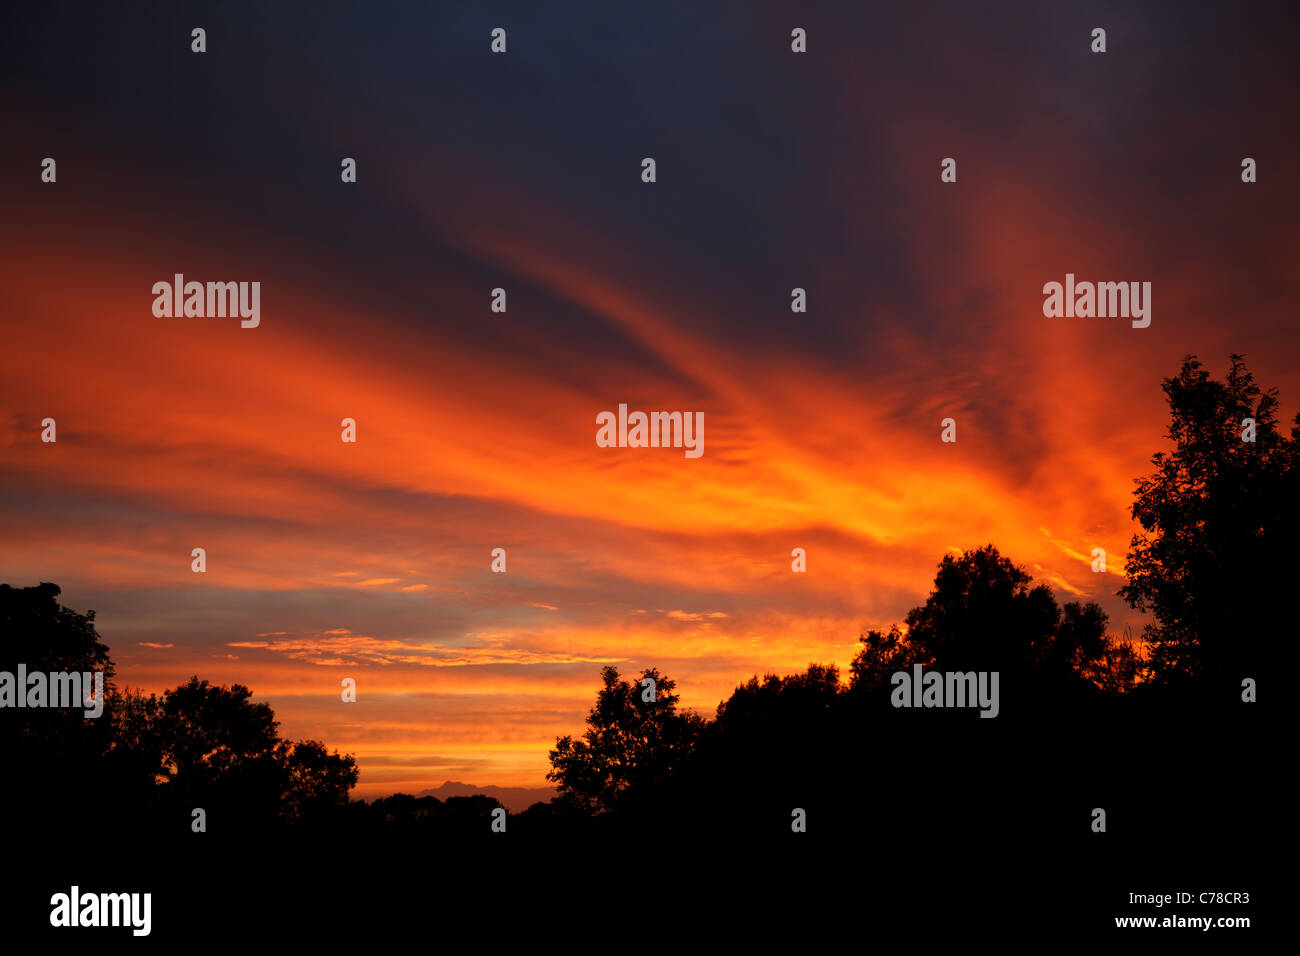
[1, 583, 116, 825]
[277, 739, 360, 823]
[1121, 355, 1298, 693]
[849, 545, 1137, 699]
[117, 676, 358, 828]
[547, 665, 704, 814]
[1, 582, 114, 738]
[156, 677, 281, 786]
[847, 624, 910, 692]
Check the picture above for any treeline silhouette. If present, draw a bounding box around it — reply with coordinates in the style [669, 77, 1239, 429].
[0, 586, 360, 834]
[2, 356, 1287, 847]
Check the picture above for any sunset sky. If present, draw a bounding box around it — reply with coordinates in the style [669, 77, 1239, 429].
[3, 2, 1298, 797]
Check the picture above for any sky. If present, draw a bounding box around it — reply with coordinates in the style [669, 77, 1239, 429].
[2, 1, 1298, 797]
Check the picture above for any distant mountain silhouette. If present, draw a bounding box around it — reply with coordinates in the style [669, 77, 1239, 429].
[415, 781, 556, 813]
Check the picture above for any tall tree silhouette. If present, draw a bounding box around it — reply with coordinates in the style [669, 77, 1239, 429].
[1, 583, 116, 825]
[1121, 355, 1298, 693]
